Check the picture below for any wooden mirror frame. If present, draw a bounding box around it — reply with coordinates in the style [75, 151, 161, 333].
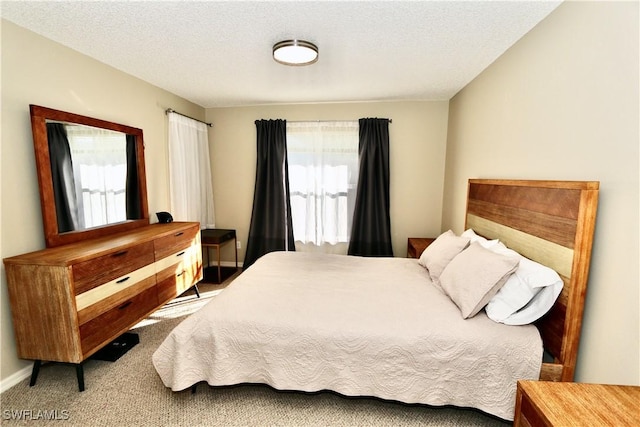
[30, 105, 150, 248]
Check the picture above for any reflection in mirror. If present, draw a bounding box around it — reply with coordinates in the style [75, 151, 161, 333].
[46, 121, 141, 232]
[30, 105, 149, 248]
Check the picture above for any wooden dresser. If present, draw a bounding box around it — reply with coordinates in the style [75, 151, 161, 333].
[3, 222, 202, 390]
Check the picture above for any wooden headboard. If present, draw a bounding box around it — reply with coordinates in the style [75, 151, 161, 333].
[465, 179, 599, 382]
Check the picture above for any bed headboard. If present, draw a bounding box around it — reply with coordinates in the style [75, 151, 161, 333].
[465, 179, 599, 382]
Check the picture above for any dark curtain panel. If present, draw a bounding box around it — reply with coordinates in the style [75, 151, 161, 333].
[46, 123, 79, 233]
[125, 134, 142, 219]
[348, 118, 393, 257]
[243, 119, 296, 269]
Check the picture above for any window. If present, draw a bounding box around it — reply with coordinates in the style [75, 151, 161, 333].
[287, 121, 359, 254]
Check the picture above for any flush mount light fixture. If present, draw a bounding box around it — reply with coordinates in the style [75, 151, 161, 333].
[273, 39, 318, 66]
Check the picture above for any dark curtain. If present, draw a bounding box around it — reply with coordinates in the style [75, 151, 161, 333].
[243, 119, 296, 269]
[46, 123, 79, 232]
[348, 118, 393, 257]
[125, 134, 142, 219]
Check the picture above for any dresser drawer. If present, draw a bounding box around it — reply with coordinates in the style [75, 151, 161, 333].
[157, 264, 201, 304]
[156, 244, 202, 278]
[79, 285, 158, 356]
[154, 225, 199, 260]
[76, 273, 156, 326]
[156, 243, 202, 303]
[73, 241, 155, 295]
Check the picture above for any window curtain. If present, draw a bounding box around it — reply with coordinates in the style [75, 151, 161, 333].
[348, 118, 393, 257]
[66, 126, 128, 229]
[244, 119, 295, 269]
[167, 112, 215, 228]
[46, 123, 79, 232]
[287, 121, 359, 255]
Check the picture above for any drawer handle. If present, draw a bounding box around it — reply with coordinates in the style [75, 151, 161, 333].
[176, 251, 185, 257]
[118, 301, 132, 310]
[116, 276, 130, 284]
[175, 232, 184, 237]
[113, 250, 128, 257]
[176, 271, 185, 278]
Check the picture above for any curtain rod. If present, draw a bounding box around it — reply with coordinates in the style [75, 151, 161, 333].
[287, 119, 392, 124]
[165, 108, 213, 127]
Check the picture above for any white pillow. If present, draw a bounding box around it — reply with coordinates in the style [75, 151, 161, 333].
[418, 230, 470, 284]
[460, 229, 500, 249]
[501, 283, 563, 325]
[485, 244, 564, 325]
[439, 242, 520, 319]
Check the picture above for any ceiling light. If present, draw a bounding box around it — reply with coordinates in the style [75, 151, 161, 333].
[273, 40, 318, 66]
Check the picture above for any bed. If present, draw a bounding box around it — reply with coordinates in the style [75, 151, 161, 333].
[152, 179, 599, 420]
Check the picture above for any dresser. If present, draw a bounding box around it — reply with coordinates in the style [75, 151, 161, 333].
[3, 222, 202, 390]
[514, 380, 640, 426]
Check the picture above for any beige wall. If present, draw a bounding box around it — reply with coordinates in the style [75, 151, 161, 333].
[206, 101, 449, 262]
[443, 2, 639, 384]
[0, 20, 205, 384]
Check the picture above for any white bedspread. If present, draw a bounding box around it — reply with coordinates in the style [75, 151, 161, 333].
[152, 251, 542, 420]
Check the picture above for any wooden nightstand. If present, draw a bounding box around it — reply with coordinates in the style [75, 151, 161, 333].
[514, 380, 640, 426]
[407, 237, 435, 258]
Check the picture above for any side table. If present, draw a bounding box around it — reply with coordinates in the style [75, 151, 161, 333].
[407, 237, 435, 258]
[514, 380, 640, 426]
[200, 229, 238, 284]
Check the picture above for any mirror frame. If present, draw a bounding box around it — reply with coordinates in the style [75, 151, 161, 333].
[30, 104, 150, 248]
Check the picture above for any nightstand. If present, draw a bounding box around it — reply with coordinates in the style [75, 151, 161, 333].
[201, 229, 238, 284]
[514, 380, 640, 426]
[407, 237, 435, 258]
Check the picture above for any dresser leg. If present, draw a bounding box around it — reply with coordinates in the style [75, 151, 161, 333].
[75, 363, 85, 392]
[193, 284, 200, 298]
[29, 360, 42, 386]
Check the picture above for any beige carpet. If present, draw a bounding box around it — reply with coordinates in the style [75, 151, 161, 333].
[1, 274, 509, 426]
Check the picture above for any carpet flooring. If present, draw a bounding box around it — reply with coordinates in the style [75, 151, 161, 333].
[0, 274, 510, 426]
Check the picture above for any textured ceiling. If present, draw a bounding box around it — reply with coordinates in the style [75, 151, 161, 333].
[1, 1, 561, 108]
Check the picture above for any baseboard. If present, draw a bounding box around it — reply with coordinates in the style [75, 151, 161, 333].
[0, 364, 31, 393]
[219, 260, 244, 268]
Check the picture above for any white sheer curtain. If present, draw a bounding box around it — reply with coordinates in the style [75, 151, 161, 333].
[67, 125, 127, 229]
[168, 112, 215, 229]
[287, 121, 359, 254]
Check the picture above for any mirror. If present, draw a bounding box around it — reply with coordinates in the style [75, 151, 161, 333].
[30, 105, 149, 248]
